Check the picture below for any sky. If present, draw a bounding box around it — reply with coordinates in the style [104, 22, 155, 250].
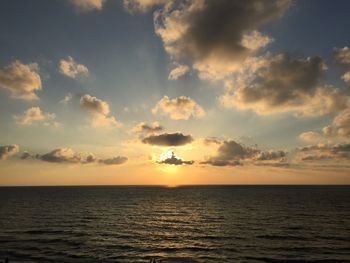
[1, 0, 350, 186]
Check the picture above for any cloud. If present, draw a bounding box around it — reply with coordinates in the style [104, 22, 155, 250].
[221, 53, 350, 116]
[60, 93, 73, 105]
[203, 137, 222, 145]
[299, 109, 350, 142]
[14, 107, 59, 127]
[299, 131, 322, 142]
[168, 64, 190, 80]
[38, 148, 127, 165]
[253, 150, 287, 161]
[152, 95, 205, 120]
[59, 56, 89, 79]
[99, 156, 128, 165]
[157, 151, 194, 165]
[154, 0, 291, 79]
[342, 71, 350, 84]
[67, 0, 105, 12]
[202, 140, 258, 166]
[323, 109, 350, 139]
[0, 145, 19, 160]
[202, 140, 287, 166]
[80, 94, 121, 128]
[149, 1, 350, 117]
[0, 60, 41, 100]
[131, 122, 163, 134]
[297, 143, 350, 161]
[333, 46, 350, 64]
[20, 151, 31, 160]
[201, 159, 242, 167]
[123, 0, 167, 12]
[39, 148, 93, 163]
[142, 132, 193, 146]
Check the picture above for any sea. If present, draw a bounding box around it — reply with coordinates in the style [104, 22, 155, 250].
[0, 186, 349, 262]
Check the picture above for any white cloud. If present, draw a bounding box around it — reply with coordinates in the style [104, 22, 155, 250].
[80, 94, 121, 128]
[168, 64, 190, 80]
[59, 56, 89, 79]
[152, 95, 205, 120]
[0, 60, 41, 100]
[14, 107, 59, 127]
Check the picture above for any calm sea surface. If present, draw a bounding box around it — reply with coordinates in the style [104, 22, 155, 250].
[0, 186, 349, 262]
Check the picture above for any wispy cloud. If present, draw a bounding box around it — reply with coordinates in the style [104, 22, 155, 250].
[168, 64, 190, 80]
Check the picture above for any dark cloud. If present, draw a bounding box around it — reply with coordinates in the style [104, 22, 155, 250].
[200, 159, 242, 167]
[155, 0, 291, 62]
[298, 143, 350, 161]
[202, 140, 287, 166]
[254, 162, 290, 168]
[21, 151, 31, 160]
[203, 137, 222, 145]
[39, 148, 87, 163]
[299, 143, 350, 153]
[152, 1, 350, 116]
[254, 150, 287, 161]
[202, 140, 258, 166]
[157, 152, 194, 165]
[142, 133, 193, 146]
[99, 156, 128, 165]
[221, 53, 349, 116]
[0, 145, 19, 160]
[38, 148, 127, 165]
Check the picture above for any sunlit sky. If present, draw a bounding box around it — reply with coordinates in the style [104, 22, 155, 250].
[1, 0, 350, 186]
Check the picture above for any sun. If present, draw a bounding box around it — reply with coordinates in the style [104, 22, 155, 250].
[156, 150, 179, 173]
[159, 150, 174, 161]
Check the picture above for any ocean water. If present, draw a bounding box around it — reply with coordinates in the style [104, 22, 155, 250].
[0, 186, 349, 263]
